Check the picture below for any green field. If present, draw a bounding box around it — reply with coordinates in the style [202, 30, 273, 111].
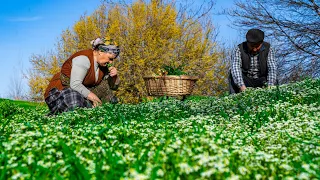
[0, 79, 319, 179]
[0, 99, 45, 109]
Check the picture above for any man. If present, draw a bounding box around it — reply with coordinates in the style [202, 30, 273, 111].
[229, 28, 277, 94]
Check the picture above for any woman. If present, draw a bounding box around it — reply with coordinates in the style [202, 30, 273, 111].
[44, 38, 120, 115]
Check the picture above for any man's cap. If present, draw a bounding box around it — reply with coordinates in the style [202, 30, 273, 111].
[246, 29, 264, 43]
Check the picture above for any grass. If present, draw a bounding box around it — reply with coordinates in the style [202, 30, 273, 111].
[0, 78, 319, 179]
[0, 98, 46, 109]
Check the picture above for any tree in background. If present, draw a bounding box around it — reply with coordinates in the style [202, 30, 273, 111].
[27, 6, 108, 101]
[227, 0, 320, 83]
[28, 0, 228, 103]
[8, 63, 26, 100]
[106, 0, 227, 102]
[27, 51, 63, 101]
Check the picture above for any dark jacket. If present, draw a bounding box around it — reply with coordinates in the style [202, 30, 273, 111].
[238, 42, 270, 78]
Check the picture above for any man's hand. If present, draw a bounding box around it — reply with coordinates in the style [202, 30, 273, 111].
[268, 85, 276, 89]
[87, 92, 102, 107]
[109, 67, 118, 77]
[240, 85, 247, 92]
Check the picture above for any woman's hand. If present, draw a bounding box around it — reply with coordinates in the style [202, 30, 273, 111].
[109, 67, 118, 77]
[87, 92, 102, 107]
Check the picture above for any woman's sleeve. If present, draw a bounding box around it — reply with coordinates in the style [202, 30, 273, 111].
[70, 56, 91, 97]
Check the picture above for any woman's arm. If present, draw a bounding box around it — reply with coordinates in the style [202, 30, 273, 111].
[70, 55, 91, 97]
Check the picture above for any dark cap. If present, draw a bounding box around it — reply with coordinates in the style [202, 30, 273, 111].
[246, 29, 264, 43]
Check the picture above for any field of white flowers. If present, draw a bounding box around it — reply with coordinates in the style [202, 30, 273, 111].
[0, 79, 319, 179]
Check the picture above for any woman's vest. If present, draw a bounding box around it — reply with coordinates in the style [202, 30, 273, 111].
[44, 49, 108, 99]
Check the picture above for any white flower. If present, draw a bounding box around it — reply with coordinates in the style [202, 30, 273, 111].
[60, 166, 68, 173]
[165, 147, 174, 153]
[156, 169, 164, 177]
[56, 151, 63, 158]
[284, 177, 294, 180]
[238, 166, 248, 175]
[148, 151, 154, 158]
[27, 154, 34, 165]
[302, 164, 310, 172]
[297, 172, 310, 180]
[102, 165, 110, 171]
[11, 173, 23, 180]
[201, 169, 215, 178]
[57, 160, 64, 165]
[178, 163, 193, 174]
[280, 164, 292, 171]
[127, 168, 148, 180]
[195, 153, 210, 166]
[254, 174, 262, 180]
[228, 174, 240, 180]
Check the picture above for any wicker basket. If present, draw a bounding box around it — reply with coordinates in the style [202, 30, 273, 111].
[143, 75, 198, 96]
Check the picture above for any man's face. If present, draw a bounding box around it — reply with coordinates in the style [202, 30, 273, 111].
[247, 42, 262, 55]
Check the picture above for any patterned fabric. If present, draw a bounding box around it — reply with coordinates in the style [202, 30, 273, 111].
[90, 37, 120, 58]
[266, 47, 277, 86]
[231, 46, 277, 87]
[45, 75, 119, 115]
[228, 71, 267, 94]
[89, 78, 117, 103]
[45, 88, 92, 115]
[60, 73, 119, 102]
[60, 73, 71, 87]
[247, 54, 260, 79]
[90, 37, 118, 47]
[231, 47, 244, 87]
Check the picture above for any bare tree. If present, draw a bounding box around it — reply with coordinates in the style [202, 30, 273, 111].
[227, 0, 320, 83]
[8, 62, 26, 100]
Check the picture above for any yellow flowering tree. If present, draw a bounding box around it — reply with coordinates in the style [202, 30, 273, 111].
[28, 1, 228, 103]
[106, 0, 227, 102]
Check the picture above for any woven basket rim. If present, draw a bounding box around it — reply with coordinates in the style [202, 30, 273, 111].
[143, 75, 198, 80]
